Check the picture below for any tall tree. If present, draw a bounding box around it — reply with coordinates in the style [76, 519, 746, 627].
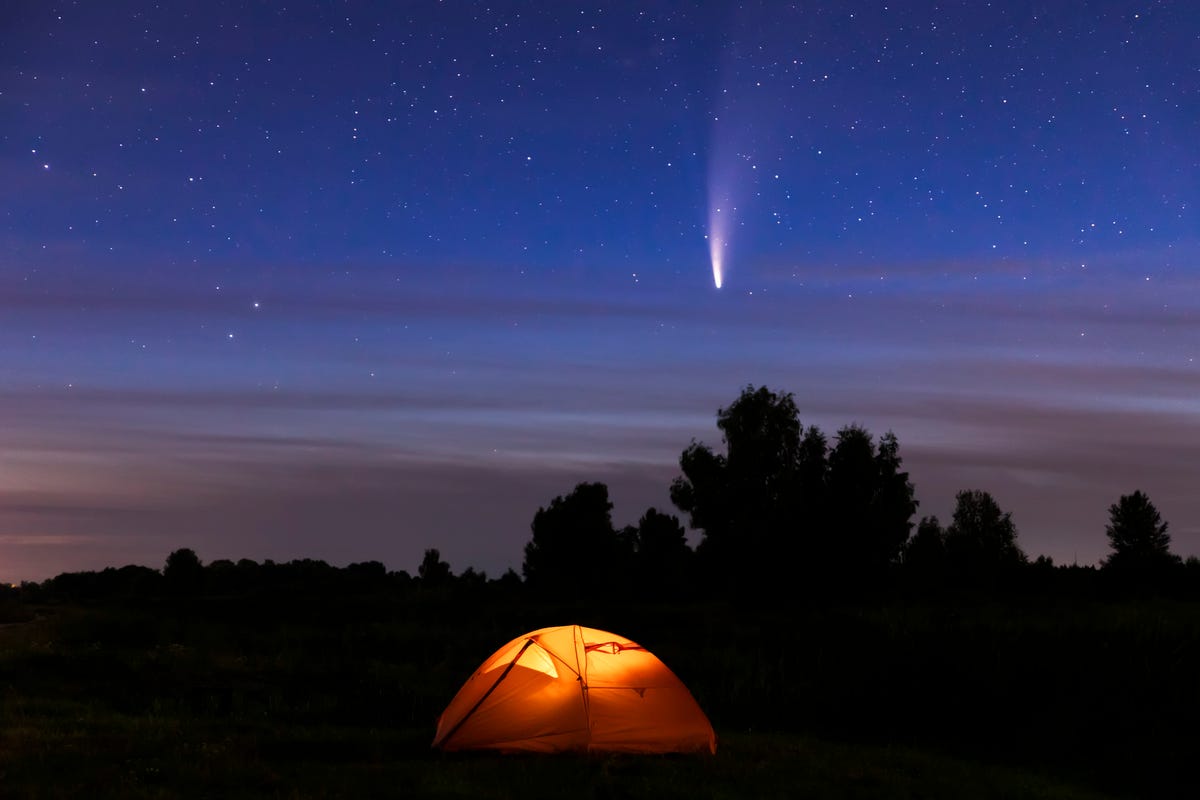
[523, 482, 631, 596]
[944, 490, 1026, 575]
[1102, 490, 1179, 571]
[904, 515, 948, 577]
[164, 548, 204, 595]
[670, 385, 805, 592]
[871, 431, 919, 567]
[630, 507, 693, 599]
[798, 426, 829, 503]
[671, 386, 918, 595]
[824, 425, 875, 574]
[823, 426, 918, 581]
[418, 548, 453, 586]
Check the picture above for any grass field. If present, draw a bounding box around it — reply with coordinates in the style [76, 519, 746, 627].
[0, 592, 1193, 798]
[0, 703, 1114, 799]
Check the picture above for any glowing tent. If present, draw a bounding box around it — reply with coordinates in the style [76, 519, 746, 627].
[432, 624, 716, 754]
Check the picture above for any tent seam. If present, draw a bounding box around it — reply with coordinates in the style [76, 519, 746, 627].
[434, 637, 536, 749]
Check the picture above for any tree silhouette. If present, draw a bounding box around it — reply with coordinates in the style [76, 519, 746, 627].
[825, 426, 918, 581]
[944, 490, 1026, 576]
[670, 440, 733, 563]
[1102, 490, 1179, 572]
[871, 431, 919, 566]
[904, 515, 948, 581]
[670, 385, 918, 596]
[670, 385, 805, 593]
[630, 507, 693, 599]
[826, 425, 876, 571]
[164, 548, 204, 595]
[457, 566, 488, 591]
[797, 425, 829, 533]
[523, 482, 631, 596]
[346, 560, 388, 590]
[418, 548, 453, 586]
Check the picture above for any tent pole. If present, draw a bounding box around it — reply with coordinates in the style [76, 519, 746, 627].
[575, 625, 590, 748]
[435, 638, 536, 749]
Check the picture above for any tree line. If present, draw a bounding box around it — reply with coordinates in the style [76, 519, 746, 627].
[8, 384, 1194, 605]
[522, 385, 1191, 601]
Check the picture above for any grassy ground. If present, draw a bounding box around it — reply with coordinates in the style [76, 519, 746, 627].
[0, 598, 1189, 799]
[0, 711, 1113, 800]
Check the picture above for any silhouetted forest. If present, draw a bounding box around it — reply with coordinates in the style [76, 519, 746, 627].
[4, 385, 1200, 798]
[10, 385, 1198, 606]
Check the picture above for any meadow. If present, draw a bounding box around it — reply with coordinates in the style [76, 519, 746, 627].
[1, 579, 1197, 799]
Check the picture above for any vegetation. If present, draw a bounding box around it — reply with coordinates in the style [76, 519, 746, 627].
[1103, 490, 1180, 573]
[4, 567, 1199, 799]
[2, 384, 1198, 798]
[669, 386, 919, 598]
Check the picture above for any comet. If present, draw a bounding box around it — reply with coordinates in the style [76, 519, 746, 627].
[706, 110, 735, 290]
[708, 227, 725, 289]
[706, 59, 750, 290]
[706, 142, 738, 289]
[710, 236, 724, 289]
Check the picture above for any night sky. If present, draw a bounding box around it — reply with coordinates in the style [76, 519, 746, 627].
[3, 1, 1198, 581]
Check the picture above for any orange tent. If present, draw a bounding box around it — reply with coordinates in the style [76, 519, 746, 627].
[432, 624, 716, 754]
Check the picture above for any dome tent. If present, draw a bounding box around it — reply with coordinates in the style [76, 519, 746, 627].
[432, 625, 716, 754]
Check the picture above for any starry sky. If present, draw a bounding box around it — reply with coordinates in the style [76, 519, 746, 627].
[2, 1, 1198, 581]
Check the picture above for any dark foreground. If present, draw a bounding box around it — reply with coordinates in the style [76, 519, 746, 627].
[1, 589, 1195, 799]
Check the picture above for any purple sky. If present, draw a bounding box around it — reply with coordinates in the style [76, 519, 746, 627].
[2, 2, 1198, 580]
